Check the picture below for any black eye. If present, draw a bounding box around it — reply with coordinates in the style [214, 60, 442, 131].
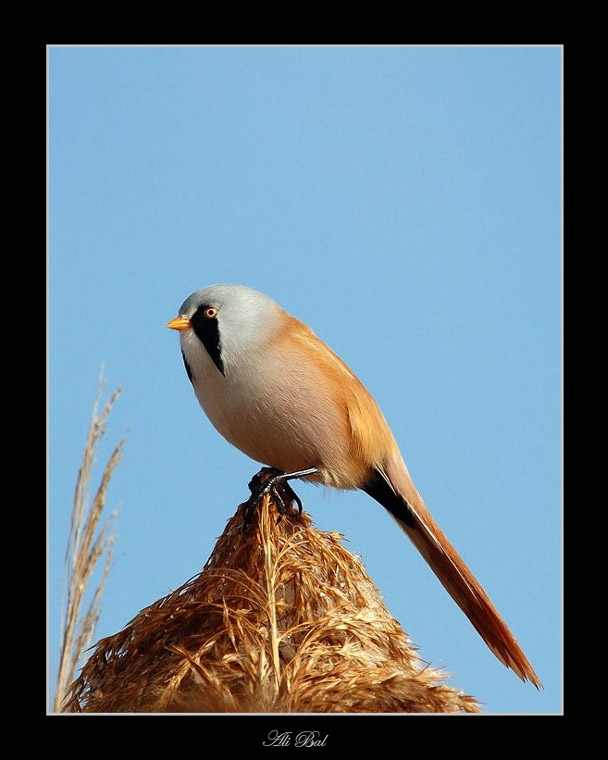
[203, 306, 218, 319]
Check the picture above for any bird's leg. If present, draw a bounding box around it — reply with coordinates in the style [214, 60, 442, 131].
[243, 466, 318, 526]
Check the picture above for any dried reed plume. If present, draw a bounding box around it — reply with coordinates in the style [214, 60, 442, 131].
[65, 470, 480, 713]
[54, 378, 126, 713]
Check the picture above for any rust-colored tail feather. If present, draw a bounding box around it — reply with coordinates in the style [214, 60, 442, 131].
[368, 457, 542, 688]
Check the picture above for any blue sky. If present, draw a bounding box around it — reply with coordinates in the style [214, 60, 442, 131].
[48, 45, 562, 715]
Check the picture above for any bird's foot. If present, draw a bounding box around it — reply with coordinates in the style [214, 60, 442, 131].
[243, 466, 318, 528]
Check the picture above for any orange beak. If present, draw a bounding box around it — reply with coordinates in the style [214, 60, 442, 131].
[166, 316, 192, 332]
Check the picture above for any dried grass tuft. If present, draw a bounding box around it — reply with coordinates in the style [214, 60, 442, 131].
[54, 378, 125, 713]
[64, 480, 480, 714]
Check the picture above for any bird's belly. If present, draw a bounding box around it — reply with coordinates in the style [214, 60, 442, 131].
[194, 362, 350, 485]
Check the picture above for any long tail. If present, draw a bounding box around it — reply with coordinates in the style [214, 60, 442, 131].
[362, 457, 542, 688]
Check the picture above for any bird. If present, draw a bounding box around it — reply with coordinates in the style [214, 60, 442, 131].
[167, 283, 541, 688]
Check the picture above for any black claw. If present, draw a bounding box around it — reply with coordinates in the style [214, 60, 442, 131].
[242, 466, 316, 529]
[284, 481, 303, 515]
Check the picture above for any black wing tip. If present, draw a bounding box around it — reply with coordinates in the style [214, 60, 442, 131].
[361, 467, 416, 529]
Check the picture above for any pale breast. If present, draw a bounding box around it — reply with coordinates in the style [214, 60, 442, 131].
[193, 340, 352, 484]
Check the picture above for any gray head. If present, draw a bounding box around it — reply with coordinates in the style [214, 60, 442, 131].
[178, 284, 278, 318]
[174, 284, 284, 374]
